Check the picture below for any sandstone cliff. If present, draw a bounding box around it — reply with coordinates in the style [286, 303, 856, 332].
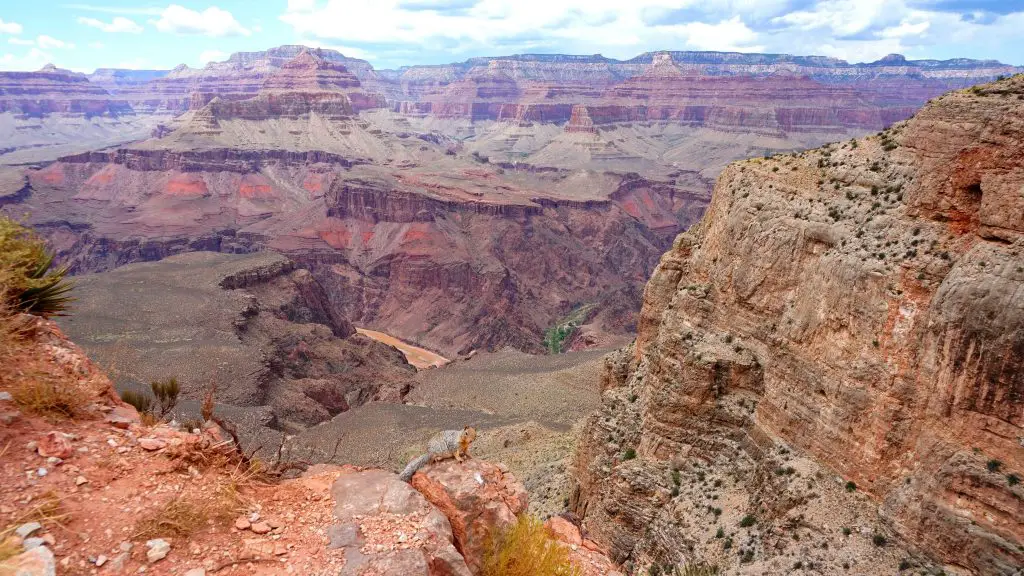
[572, 76, 1023, 574]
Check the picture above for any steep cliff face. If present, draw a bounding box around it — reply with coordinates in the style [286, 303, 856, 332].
[572, 76, 1023, 574]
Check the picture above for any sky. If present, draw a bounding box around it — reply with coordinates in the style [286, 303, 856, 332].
[0, 0, 1021, 73]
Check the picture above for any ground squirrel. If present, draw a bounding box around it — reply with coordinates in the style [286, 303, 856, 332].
[399, 426, 477, 482]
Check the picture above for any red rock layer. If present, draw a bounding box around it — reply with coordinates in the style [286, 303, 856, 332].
[0, 67, 131, 116]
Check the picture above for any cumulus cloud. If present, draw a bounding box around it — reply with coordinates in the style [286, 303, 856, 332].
[78, 16, 144, 33]
[8, 38, 34, 46]
[37, 35, 73, 50]
[198, 49, 228, 65]
[279, 0, 774, 56]
[0, 48, 54, 71]
[665, 16, 765, 52]
[879, 20, 931, 38]
[151, 4, 251, 37]
[0, 18, 22, 35]
[283, 0, 1024, 65]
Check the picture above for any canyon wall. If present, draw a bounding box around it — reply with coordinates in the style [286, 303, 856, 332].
[572, 76, 1023, 574]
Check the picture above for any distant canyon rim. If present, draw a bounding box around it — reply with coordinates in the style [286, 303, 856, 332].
[1, 45, 1019, 358]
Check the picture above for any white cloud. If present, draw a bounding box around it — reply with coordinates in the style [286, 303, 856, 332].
[114, 57, 153, 69]
[303, 42, 378, 60]
[63, 4, 163, 16]
[151, 5, 251, 37]
[89, 41, 105, 49]
[0, 48, 55, 71]
[279, 0, 774, 57]
[878, 20, 930, 39]
[78, 16, 144, 34]
[7, 35, 77, 50]
[664, 16, 764, 52]
[0, 18, 22, 35]
[770, 0, 897, 37]
[37, 35, 73, 50]
[198, 49, 228, 65]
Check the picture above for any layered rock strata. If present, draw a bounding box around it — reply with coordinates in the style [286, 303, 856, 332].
[572, 76, 1024, 574]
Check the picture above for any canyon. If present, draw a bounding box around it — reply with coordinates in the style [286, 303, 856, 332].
[2, 46, 1019, 357]
[0, 43, 1021, 575]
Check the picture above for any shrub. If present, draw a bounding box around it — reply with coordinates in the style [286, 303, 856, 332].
[678, 563, 719, 576]
[481, 515, 579, 576]
[0, 215, 73, 317]
[11, 376, 86, 419]
[986, 459, 1002, 473]
[715, 527, 724, 539]
[623, 448, 637, 460]
[1008, 474, 1020, 486]
[739, 515, 756, 528]
[119, 377, 181, 424]
[151, 377, 180, 416]
[133, 490, 241, 540]
[842, 527, 851, 536]
[845, 481, 856, 492]
[872, 534, 887, 547]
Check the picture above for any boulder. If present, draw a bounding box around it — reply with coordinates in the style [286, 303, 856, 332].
[0, 545, 56, 576]
[544, 516, 581, 547]
[328, 467, 471, 576]
[36, 432, 72, 459]
[410, 459, 528, 573]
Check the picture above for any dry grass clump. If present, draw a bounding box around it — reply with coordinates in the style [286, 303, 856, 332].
[9, 373, 87, 419]
[133, 485, 243, 540]
[0, 490, 71, 553]
[481, 515, 580, 576]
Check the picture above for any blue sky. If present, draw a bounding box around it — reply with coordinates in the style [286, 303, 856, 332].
[1, 0, 1022, 72]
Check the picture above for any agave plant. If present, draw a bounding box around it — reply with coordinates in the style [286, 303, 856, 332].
[0, 215, 73, 317]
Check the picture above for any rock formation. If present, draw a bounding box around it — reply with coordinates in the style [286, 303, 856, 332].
[572, 75, 1023, 574]
[56, 251, 416, 439]
[3, 46, 1020, 354]
[1, 311, 615, 575]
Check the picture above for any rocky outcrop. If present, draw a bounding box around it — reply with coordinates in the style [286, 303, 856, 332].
[329, 467, 472, 576]
[329, 459, 620, 576]
[572, 75, 1023, 574]
[56, 252, 415, 438]
[409, 460, 528, 572]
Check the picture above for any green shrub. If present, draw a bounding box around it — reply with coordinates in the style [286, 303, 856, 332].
[845, 481, 856, 492]
[739, 515, 756, 528]
[120, 390, 153, 415]
[872, 534, 887, 547]
[623, 448, 637, 460]
[678, 563, 719, 576]
[987, 459, 1002, 472]
[1008, 474, 1020, 486]
[0, 215, 73, 317]
[151, 377, 180, 416]
[481, 515, 579, 576]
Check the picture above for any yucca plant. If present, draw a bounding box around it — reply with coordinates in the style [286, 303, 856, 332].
[0, 215, 73, 317]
